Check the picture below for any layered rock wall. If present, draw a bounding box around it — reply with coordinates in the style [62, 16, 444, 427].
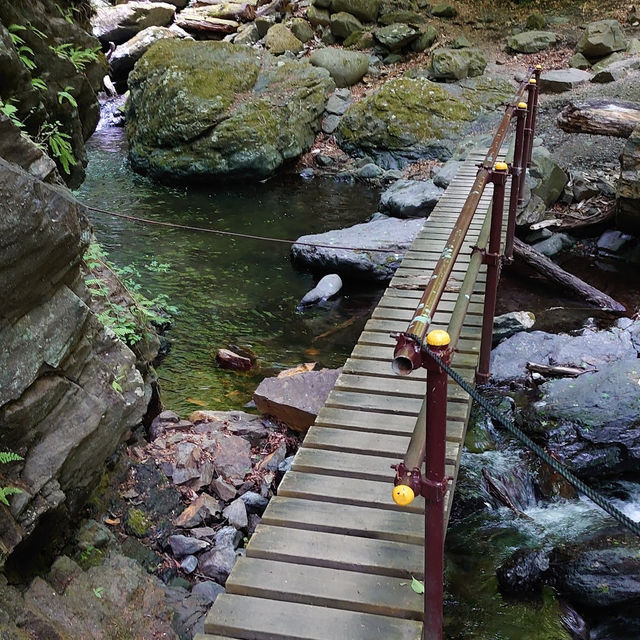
[0, 123, 154, 564]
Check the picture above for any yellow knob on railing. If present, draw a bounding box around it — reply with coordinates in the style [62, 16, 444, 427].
[494, 162, 508, 172]
[535, 64, 542, 70]
[392, 484, 415, 506]
[426, 329, 450, 347]
[518, 101, 527, 109]
[529, 78, 537, 84]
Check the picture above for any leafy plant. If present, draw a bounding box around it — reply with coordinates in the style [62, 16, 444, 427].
[49, 42, 99, 72]
[36, 121, 77, 175]
[83, 243, 177, 348]
[0, 451, 23, 507]
[0, 99, 25, 129]
[8, 25, 37, 70]
[57, 86, 77, 107]
[31, 76, 47, 91]
[55, 2, 75, 24]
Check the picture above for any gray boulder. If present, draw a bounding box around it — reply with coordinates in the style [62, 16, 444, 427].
[529, 146, 569, 206]
[577, 19, 628, 60]
[539, 69, 591, 93]
[110, 26, 185, 79]
[289, 17, 315, 43]
[253, 369, 341, 432]
[432, 160, 461, 188]
[330, 12, 363, 39]
[92, 1, 176, 45]
[568, 52, 591, 69]
[379, 179, 444, 217]
[616, 124, 640, 235]
[299, 273, 343, 308]
[430, 47, 487, 80]
[199, 546, 238, 583]
[309, 47, 369, 87]
[291, 216, 425, 281]
[169, 535, 209, 558]
[531, 232, 575, 257]
[490, 322, 640, 383]
[506, 30, 557, 54]
[127, 41, 334, 181]
[592, 56, 640, 83]
[223, 498, 248, 529]
[374, 23, 419, 51]
[329, 0, 381, 22]
[493, 311, 535, 345]
[431, 4, 457, 18]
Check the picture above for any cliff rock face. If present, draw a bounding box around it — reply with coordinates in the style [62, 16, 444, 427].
[0, 122, 154, 564]
[0, 0, 106, 186]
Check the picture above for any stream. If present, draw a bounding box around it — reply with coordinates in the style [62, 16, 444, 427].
[76, 120, 639, 639]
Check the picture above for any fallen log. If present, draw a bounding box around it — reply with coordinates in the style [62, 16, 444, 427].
[526, 362, 595, 378]
[557, 99, 640, 138]
[512, 237, 626, 312]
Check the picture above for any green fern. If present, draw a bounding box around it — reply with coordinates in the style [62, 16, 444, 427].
[57, 86, 77, 107]
[0, 451, 23, 507]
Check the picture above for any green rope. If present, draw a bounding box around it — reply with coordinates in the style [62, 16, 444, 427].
[422, 346, 640, 538]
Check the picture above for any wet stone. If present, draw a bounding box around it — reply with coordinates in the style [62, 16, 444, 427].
[223, 498, 248, 529]
[169, 534, 210, 557]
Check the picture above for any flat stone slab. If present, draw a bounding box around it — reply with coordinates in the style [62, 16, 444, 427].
[379, 179, 444, 218]
[540, 69, 592, 93]
[291, 216, 425, 281]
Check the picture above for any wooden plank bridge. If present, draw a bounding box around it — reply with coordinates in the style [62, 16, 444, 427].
[194, 148, 507, 640]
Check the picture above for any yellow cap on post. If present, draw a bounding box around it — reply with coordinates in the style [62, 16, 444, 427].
[529, 78, 537, 84]
[426, 329, 450, 347]
[535, 64, 542, 70]
[495, 161, 508, 172]
[392, 484, 415, 506]
[518, 101, 527, 109]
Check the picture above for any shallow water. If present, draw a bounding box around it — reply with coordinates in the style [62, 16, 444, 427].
[75, 127, 381, 414]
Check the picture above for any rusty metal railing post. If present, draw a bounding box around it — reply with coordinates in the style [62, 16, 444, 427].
[518, 79, 536, 202]
[505, 102, 528, 258]
[423, 330, 451, 640]
[475, 163, 508, 384]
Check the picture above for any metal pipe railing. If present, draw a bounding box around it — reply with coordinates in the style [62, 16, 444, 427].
[390, 66, 541, 640]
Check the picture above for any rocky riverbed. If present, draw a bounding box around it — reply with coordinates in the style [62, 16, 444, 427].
[2, 0, 640, 637]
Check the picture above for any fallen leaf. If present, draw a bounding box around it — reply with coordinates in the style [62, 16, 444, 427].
[104, 517, 121, 526]
[185, 397, 208, 406]
[411, 577, 425, 594]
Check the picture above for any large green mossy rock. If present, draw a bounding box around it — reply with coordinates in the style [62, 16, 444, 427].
[336, 77, 474, 166]
[126, 40, 334, 181]
[336, 74, 514, 166]
[430, 47, 487, 80]
[330, 0, 381, 22]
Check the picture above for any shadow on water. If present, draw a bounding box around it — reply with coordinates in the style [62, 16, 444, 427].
[75, 127, 382, 414]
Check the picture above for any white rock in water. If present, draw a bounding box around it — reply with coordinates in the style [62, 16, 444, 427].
[299, 274, 343, 307]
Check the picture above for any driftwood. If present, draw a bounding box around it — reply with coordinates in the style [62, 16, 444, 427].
[526, 362, 595, 378]
[175, 16, 240, 34]
[255, 0, 291, 17]
[512, 237, 626, 312]
[189, 2, 257, 20]
[557, 99, 640, 138]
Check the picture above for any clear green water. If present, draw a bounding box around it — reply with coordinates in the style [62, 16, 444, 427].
[76, 127, 382, 415]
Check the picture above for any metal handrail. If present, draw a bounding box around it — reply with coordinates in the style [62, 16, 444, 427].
[391, 68, 539, 377]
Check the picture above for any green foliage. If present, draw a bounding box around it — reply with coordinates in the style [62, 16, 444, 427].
[8, 25, 37, 70]
[0, 451, 23, 507]
[31, 76, 48, 91]
[0, 99, 25, 129]
[83, 243, 177, 348]
[49, 42, 100, 72]
[36, 121, 77, 174]
[55, 2, 75, 24]
[57, 86, 78, 107]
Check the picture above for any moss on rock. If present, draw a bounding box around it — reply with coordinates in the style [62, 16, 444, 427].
[126, 40, 334, 181]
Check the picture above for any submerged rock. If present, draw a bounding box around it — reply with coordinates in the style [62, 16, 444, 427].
[299, 273, 343, 308]
[291, 216, 425, 280]
[127, 40, 334, 181]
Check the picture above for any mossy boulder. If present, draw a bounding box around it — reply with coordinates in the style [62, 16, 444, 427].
[430, 47, 487, 80]
[330, 11, 363, 39]
[288, 17, 315, 43]
[336, 77, 475, 166]
[265, 23, 304, 54]
[411, 24, 437, 52]
[307, 5, 331, 27]
[506, 30, 557, 53]
[330, 0, 382, 23]
[126, 40, 334, 181]
[374, 23, 419, 51]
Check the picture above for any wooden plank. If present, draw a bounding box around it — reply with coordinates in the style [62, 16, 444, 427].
[205, 594, 424, 640]
[277, 471, 426, 513]
[246, 525, 425, 578]
[261, 496, 424, 545]
[371, 307, 484, 326]
[304, 426, 459, 463]
[373, 304, 482, 319]
[351, 342, 478, 361]
[315, 406, 417, 435]
[291, 447, 400, 481]
[343, 354, 478, 378]
[364, 318, 482, 338]
[226, 557, 424, 619]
